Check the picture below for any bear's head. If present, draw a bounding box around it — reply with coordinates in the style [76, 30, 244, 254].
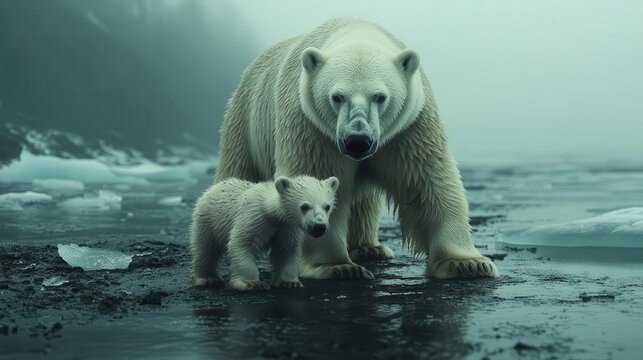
[299, 43, 425, 161]
[274, 175, 339, 238]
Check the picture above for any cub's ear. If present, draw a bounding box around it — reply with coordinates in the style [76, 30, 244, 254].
[301, 47, 324, 73]
[395, 49, 420, 76]
[325, 176, 340, 192]
[275, 177, 292, 194]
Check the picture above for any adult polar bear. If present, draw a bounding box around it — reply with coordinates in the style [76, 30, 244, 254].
[215, 17, 498, 279]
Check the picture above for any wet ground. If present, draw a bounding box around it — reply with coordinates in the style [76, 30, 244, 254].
[1, 164, 643, 359]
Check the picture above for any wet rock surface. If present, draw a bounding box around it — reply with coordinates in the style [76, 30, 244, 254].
[1, 167, 643, 359]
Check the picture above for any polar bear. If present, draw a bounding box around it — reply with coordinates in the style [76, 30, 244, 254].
[190, 175, 340, 290]
[215, 17, 498, 279]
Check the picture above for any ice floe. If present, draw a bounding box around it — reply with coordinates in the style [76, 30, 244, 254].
[32, 178, 85, 195]
[0, 191, 53, 210]
[0, 150, 214, 184]
[500, 208, 643, 248]
[57, 244, 134, 271]
[58, 190, 122, 211]
[158, 196, 184, 206]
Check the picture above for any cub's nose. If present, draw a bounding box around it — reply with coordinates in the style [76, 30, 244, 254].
[309, 224, 327, 238]
[344, 135, 372, 156]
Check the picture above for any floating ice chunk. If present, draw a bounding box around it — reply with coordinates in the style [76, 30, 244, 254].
[0, 151, 144, 184]
[57, 244, 133, 271]
[58, 190, 122, 211]
[32, 178, 85, 195]
[110, 163, 191, 182]
[42, 276, 69, 287]
[500, 208, 643, 248]
[158, 196, 183, 206]
[0, 191, 53, 210]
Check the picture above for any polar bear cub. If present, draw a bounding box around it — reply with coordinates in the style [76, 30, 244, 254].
[190, 175, 339, 290]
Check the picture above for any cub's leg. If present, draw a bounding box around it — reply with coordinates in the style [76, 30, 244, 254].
[190, 221, 225, 288]
[270, 227, 304, 289]
[347, 187, 394, 262]
[227, 221, 271, 291]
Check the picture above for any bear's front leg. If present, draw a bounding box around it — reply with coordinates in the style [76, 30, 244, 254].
[374, 120, 498, 279]
[270, 227, 304, 289]
[227, 224, 271, 291]
[347, 187, 395, 262]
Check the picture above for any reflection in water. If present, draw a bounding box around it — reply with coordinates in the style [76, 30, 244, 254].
[192, 278, 497, 358]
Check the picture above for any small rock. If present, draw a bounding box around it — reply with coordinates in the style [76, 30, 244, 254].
[51, 322, 63, 333]
[97, 296, 122, 314]
[514, 342, 537, 351]
[139, 291, 169, 305]
[0, 324, 8, 336]
[579, 292, 615, 302]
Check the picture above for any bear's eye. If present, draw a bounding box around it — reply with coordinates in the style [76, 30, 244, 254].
[300, 203, 312, 213]
[373, 94, 387, 104]
[331, 94, 345, 104]
[324, 204, 331, 212]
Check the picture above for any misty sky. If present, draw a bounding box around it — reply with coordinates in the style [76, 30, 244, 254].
[225, 0, 643, 162]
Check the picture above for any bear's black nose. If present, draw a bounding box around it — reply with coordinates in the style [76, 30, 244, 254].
[344, 135, 373, 157]
[310, 224, 327, 237]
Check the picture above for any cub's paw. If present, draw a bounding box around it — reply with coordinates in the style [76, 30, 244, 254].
[229, 279, 271, 291]
[330, 264, 375, 280]
[273, 280, 304, 289]
[193, 276, 225, 288]
[349, 245, 395, 262]
[426, 257, 498, 279]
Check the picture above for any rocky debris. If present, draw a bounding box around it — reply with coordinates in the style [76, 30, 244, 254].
[139, 291, 169, 306]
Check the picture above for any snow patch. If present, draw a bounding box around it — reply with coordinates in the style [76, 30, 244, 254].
[58, 190, 122, 211]
[0, 191, 53, 210]
[500, 208, 643, 248]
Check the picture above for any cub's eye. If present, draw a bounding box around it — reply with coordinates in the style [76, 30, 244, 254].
[373, 94, 387, 104]
[300, 203, 312, 213]
[324, 204, 331, 212]
[331, 94, 345, 104]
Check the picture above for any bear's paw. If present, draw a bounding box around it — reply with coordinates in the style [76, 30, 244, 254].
[229, 279, 271, 291]
[273, 280, 304, 289]
[349, 245, 395, 262]
[426, 257, 498, 279]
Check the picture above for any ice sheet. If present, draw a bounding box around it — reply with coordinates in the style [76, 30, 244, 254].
[500, 208, 643, 248]
[58, 190, 122, 211]
[57, 244, 133, 271]
[0, 191, 53, 210]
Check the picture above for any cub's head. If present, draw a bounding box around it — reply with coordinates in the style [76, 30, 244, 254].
[274, 175, 339, 238]
[299, 43, 425, 161]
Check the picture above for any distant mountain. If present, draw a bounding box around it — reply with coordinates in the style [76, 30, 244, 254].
[0, 0, 257, 165]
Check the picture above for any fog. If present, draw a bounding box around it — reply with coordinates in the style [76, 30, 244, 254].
[231, 0, 643, 162]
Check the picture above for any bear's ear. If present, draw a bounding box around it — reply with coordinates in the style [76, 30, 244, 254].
[395, 49, 420, 76]
[301, 47, 324, 73]
[325, 176, 340, 192]
[275, 176, 292, 194]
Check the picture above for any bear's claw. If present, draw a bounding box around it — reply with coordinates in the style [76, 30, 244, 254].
[331, 264, 375, 280]
[427, 257, 498, 279]
[229, 279, 271, 291]
[273, 280, 304, 289]
[349, 245, 395, 262]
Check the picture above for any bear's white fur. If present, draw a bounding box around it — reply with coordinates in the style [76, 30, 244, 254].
[215, 17, 498, 279]
[190, 175, 339, 290]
